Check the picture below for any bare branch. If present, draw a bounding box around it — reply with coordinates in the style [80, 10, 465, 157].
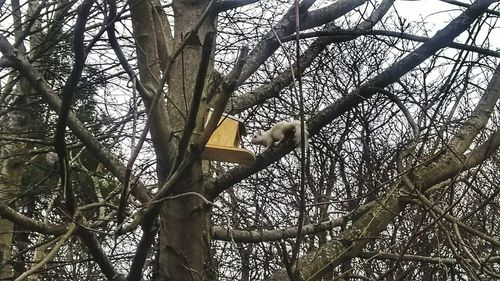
[78, 227, 126, 281]
[359, 251, 500, 265]
[171, 32, 215, 175]
[0, 201, 66, 235]
[370, 87, 420, 137]
[213, 201, 374, 242]
[439, 0, 500, 16]
[15, 223, 76, 281]
[209, 0, 497, 203]
[54, 0, 94, 216]
[280, 29, 500, 57]
[215, 0, 259, 12]
[448, 63, 500, 154]
[0, 35, 152, 203]
[230, 0, 395, 114]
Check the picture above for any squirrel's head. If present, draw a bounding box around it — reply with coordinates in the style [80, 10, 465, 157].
[250, 130, 262, 144]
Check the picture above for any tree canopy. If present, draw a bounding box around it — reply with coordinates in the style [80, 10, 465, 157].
[1, 0, 500, 280]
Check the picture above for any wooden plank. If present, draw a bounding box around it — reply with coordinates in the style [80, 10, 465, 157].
[202, 145, 256, 165]
[207, 118, 239, 147]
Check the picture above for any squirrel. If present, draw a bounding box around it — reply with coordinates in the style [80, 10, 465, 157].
[251, 120, 309, 150]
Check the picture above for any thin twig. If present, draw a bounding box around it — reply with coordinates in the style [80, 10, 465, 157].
[170, 32, 215, 176]
[54, 0, 94, 216]
[290, 0, 306, 278]
[15, 223, 76, 281]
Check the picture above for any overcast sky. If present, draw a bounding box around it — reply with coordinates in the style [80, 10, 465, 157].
[394, 1, 499, 47]
[395, 0, 460, 22]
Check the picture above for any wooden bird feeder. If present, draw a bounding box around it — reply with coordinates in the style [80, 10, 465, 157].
[202, 109, 256, 165]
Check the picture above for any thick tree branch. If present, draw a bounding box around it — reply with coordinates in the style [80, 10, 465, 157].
[106, 0, 149, 97]
[308, 0, 498, 137]
[230, 0, 394, 114]
[0, 35, 152, 204]
[415, 127, 500, 191]
[359, 251, 500, 265]
[206, 0, 500, 201]
[215, 0, 259, 12]
[266, 122, 500, 280]
[152, 1, 173, 69]
[280, 29, 500, 58]
[15, 223, 75, 281]
[126, 222, 157, 281]
[213, 201, 374, 242]
[78, 227, 126, 281]
[107, 0, 156, 227]
[236, 0, 368, 85]
[464, 129, 500, 167]
[417, 192, 500, 248]
[300, 0, 371, 31]
[0, 201, 66, 235]
[413, 64, 500, 190]
[440, 0, 500, 16]
[54, 0, 93, 216]
[125, 46, 249, 280]
[447, 63, 500, 154]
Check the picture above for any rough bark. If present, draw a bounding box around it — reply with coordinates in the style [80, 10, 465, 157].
[266, 58, 500, 281]
[0, 35, 152, 204]
[0, 0, 497, 280]
[0, 1, 40, 276]
[0, 93, 30, 278]
[206, 0, 499, 199]
[129, 0, 175, 178]
[129, 0, 216, 280]
[161, 0, 214, 279]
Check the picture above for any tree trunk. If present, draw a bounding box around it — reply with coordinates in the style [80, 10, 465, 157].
[160, 0, 215, 279]
[0, 85, 31, 279]
[130, 0, 216, 279]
